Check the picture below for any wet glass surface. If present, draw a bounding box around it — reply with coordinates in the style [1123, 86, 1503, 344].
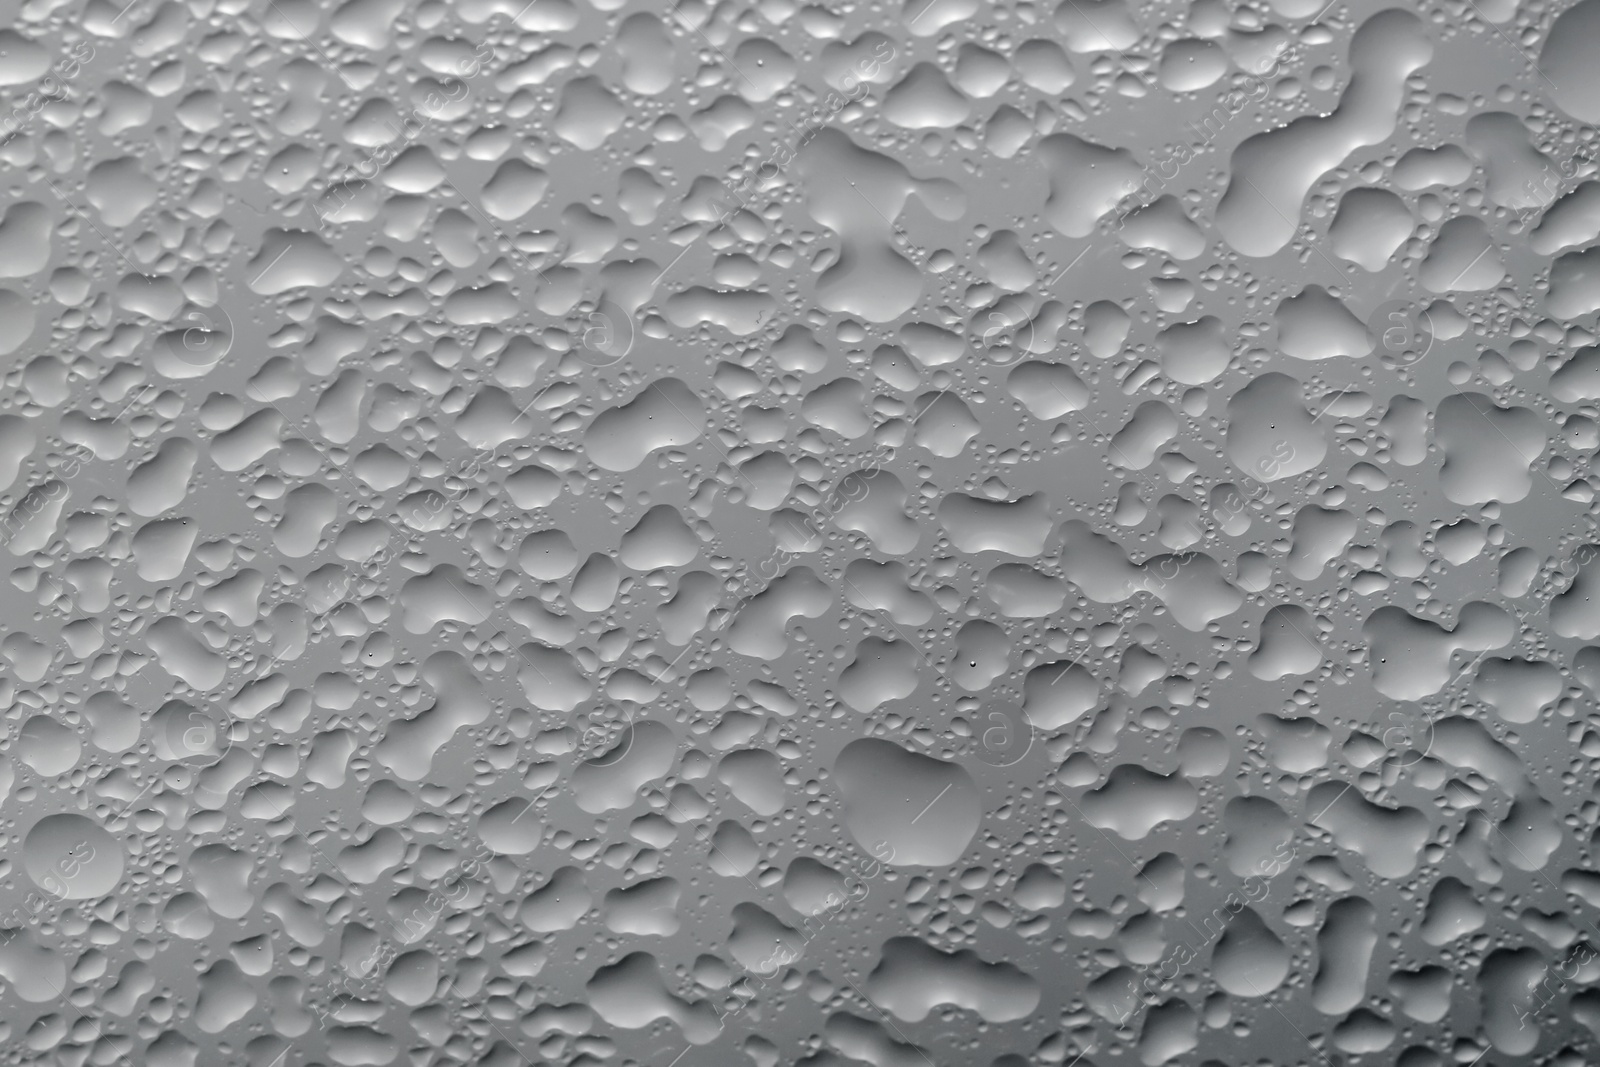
[2, 0, 1600, 1065]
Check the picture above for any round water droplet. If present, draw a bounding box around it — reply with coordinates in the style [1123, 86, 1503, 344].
[24, 814, 122, 899]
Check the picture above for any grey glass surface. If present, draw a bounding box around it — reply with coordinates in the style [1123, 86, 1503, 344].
[2, 0, 1599, 1065]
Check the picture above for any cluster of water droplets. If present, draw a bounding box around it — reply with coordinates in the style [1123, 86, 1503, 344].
[6, 0, 1600, 1063]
